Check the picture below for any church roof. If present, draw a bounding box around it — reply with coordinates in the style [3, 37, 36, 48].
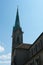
[16, 43, 31, 49]
[28, 32, 43, 49]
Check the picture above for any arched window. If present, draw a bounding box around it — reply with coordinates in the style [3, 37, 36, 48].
[17, 37, 19, 43]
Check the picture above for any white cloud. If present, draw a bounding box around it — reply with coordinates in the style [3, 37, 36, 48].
[0, 45, 5, 52]
[0, 60, 11, 64]
[0, 53, 11, 60]
[0, 42, 11, 64]
[0, 53, 11, 64]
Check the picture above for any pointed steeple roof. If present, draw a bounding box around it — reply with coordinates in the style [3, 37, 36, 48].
[15, 8, 20, 28]
[13, 8, 23, 33]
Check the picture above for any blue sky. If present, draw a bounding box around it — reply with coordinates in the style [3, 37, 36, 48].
[0, 0, 43, 65]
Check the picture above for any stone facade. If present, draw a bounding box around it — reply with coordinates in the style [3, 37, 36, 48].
[11, 9, 43, 65]
[25, 33, 43, 65]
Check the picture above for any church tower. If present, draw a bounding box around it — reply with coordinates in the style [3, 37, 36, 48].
[12, 8, 23, 48]
[11, 8, 23, 65]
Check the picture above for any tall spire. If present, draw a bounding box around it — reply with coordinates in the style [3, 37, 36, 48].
[15, 8, 20, 28]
